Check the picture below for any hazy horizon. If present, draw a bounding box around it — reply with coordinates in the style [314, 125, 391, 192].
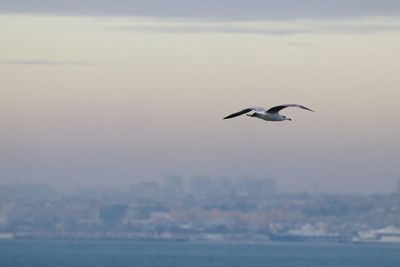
[1, 1, 400, 194]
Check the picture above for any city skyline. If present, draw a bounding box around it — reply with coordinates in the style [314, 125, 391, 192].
[1, 182, 399, 243]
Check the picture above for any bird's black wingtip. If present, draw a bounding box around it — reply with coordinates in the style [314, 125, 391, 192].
[303, 106, 314, 112]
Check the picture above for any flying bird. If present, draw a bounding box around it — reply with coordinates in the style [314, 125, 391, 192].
[223, 104, 313, 122]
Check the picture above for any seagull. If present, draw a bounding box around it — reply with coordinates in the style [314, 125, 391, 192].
[223, 104, 313, 122]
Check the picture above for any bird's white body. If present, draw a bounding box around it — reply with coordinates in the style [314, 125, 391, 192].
[250, 111, 286, 121]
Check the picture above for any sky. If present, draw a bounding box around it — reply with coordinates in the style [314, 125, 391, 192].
[1, 1, 400, 193]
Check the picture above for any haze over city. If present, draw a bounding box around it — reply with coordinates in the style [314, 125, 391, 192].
[1, 1, 400, 193]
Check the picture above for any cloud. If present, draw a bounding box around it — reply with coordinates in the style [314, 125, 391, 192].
[1, 60, 110, 66]
[114, 18, 400, 35]
[1, 0, 400, 20]
[119, 24, 313, 35]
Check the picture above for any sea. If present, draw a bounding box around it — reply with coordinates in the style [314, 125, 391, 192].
[1, 239, 400, 267]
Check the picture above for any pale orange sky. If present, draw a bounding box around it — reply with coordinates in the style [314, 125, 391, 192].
[1, 15, 400, 193]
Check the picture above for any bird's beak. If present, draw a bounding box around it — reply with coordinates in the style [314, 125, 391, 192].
[287, 118, 292, 121]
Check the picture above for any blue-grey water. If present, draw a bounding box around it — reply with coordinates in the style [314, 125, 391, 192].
[1, 239, 400, 267]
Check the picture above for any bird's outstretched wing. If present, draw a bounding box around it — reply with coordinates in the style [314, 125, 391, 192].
[267, 104, 313, 114]
[223, 108, 255, 119]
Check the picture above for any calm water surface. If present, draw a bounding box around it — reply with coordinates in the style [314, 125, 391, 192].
[1, 239, 400, 267]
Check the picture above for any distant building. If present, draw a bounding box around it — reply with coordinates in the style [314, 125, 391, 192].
[99, 204, 128, 225]
[125, 205, 152, 221]
[164, 176, 183, 198]
[0, 184, 55, 200]
[130, 182, 161, 200]
[213, 178, 235, 197]
[59, 204, 100, 225]
[236, 178, 277, 197]
[0, 205, 8, 225]
[397, 177, 400, 194]
[190, 176, 212, 198]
